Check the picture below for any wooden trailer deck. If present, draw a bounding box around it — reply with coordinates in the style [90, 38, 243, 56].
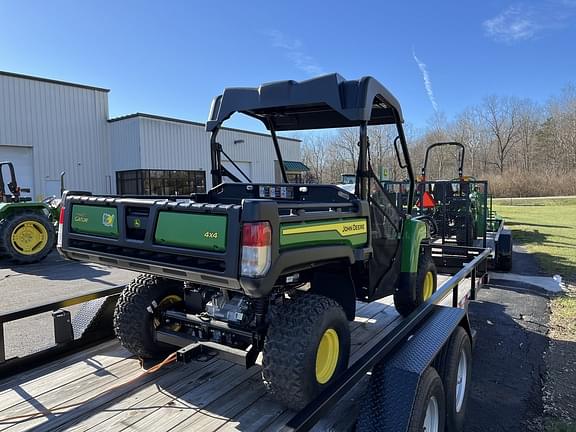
[0, 275, 472, 432]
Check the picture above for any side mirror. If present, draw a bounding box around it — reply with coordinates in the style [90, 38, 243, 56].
[393, 136, 407, 169]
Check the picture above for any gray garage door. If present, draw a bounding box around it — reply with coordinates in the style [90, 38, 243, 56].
[0, 145, 34, 198]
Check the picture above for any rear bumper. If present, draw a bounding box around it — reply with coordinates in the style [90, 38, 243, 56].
[59, 246, 244, 290]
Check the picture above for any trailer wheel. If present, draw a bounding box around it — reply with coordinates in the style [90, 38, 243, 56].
[262, 294, 350, 410]
[438, 326, 472, 432]
[113, 274, 184, 358]
[0, 212, 55, 264]
[394, 253, 437, 317]
[408, 367, 446, 432]
[496, 253, 512, 272]
[357, 366, 446, 431]
[497, 255, 512, 271]
[495, 230, 513, 272]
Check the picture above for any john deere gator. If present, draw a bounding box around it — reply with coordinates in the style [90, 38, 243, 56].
[58, 74, 437, 409]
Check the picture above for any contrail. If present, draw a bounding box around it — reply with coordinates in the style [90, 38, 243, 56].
[412, 48, 438, 112]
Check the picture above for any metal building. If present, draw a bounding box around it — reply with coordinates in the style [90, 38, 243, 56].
[0, 71, 304, 199]
[109, 113, 302, 192]
[0, 71, 110, 198]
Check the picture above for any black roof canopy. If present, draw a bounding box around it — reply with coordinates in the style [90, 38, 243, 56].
[206, 73, 404, 132]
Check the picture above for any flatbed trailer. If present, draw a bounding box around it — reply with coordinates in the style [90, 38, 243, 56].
[0, 246, 490, 432]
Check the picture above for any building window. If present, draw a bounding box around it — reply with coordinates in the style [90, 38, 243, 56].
[116, 169, 206, 196]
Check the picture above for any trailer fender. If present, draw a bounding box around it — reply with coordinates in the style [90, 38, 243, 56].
[496, 229, 513, 257]
[357, 306, 466, 432]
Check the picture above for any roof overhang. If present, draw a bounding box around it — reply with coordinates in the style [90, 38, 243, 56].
[206, 73, 403, 132]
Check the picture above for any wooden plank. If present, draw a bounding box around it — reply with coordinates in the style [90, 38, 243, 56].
[0, 357, 147, 432]
[0, 344, 132, 413]
[57, 358, 224, 432]
[216, 395, 288, 432]
[0, 340, 122, 394]
[123, 365, 260, 432]
[169, 374, 266, 431]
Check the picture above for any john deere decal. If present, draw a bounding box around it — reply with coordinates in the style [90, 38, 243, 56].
[281, 219, 367, 237]
[102, 212, 115, 228]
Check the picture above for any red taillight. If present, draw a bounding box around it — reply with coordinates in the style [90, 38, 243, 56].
[57, 207, 65, 249]
[241, 222, 272, 277]
[242, 222, 271, 247]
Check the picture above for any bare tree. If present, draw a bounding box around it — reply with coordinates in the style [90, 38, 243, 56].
[515, 99, 541, 172]
[480, 95, 521, 174]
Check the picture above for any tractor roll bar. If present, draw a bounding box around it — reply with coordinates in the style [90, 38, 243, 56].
[422, 142, 466, 179]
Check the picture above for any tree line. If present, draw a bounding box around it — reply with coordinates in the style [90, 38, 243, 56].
[300, 84, 576, 197]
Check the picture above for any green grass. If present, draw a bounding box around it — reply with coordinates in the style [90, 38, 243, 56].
[495, 198, 576, 429]
[493, 197, 576, 282]
[546, 420, 576, 432]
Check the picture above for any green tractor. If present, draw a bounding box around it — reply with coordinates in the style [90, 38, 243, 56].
[58, 74, 438, 409]
[416, 142, 482, 245]
[0, 161, 56, 264]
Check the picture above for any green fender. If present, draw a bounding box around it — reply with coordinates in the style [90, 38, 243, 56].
[0, 202, 52, 219]
[400, 218, 428, 273]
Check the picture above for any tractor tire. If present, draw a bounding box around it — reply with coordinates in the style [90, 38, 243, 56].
[394, 253, 438, 317]
[408, 367, 446, 432]
[437, 326, 472, 432]
[0, 211, 55, 264]
[262, 294, 351, 410]
[113, 274, 184, 359]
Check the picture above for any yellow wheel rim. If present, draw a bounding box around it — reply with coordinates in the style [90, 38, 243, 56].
[154, 294, 183, 331]
[423, 271, 434, 300]
[10, 220, 49, 256]
[315, 328, 340, 384]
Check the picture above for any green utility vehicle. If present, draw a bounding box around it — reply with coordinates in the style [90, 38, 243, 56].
[0, 161, 56, 264]
[58, 74, 437, 409]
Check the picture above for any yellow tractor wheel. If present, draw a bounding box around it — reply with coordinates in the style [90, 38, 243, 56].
[0, 212, 55, 264]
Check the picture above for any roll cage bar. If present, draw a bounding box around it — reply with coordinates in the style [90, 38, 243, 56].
[0, 161, 21, 202]
[422, 142, 466, 180]
[206, 73, 416, 208]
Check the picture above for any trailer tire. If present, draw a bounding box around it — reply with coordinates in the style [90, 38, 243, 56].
[408, 367, 446, 432]
[496, 254, 512, 272]
[113, 274, 184, 359]
[262, 294, 350, 410]
[0, 211, 55, 264]
[394, 253, 437, 317]
[438, 326, 472, 432]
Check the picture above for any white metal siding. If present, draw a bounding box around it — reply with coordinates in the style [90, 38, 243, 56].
[135, 117, 301, 189]
[109, 117, 141, 172]
[0, 75, 110, 198]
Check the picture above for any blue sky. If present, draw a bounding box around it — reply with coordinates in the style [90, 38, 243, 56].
[1, 0, 575, 133]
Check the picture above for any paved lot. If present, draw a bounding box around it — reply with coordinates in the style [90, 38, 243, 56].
[465, 246, 551, 432]
[0, 252, 136, 359]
